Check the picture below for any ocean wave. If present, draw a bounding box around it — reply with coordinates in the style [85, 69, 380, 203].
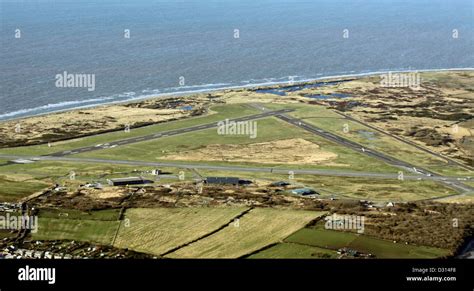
[1, 67, 472, 121]
[0, 96, 116, 120]
[164, 83, 232, 90]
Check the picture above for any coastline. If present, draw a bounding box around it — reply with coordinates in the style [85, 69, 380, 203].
[1, 67, 473, 123]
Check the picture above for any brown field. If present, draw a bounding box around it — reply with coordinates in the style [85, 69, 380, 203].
[162, 138, 338, 164]
[166, 208, 325, 258]
[0, 96, 211, 147]
[436, 194, 474, 204]
[305, 71, 474, 167]
[113, 207, 249, 256]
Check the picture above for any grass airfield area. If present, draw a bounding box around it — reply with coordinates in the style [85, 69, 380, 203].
[0, 71, 472, 259]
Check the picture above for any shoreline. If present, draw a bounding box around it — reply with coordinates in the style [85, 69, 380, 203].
[1, 67, 473, 123]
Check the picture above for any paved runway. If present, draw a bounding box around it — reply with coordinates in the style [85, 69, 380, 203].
[335, 111, 473, 171]
[245, 102, 472, 193]
[47, 108, 294, 157]
[6, 102, 472, 195]
[274, 113, 473, 193]
[0, 154, 469, 183]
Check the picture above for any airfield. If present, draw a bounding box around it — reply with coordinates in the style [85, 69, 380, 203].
[0, 71, 472, 259]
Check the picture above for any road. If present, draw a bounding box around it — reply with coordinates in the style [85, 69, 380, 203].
[335, 111, 473, 171]
[0, 154, 470, 183]
[273, 113, 473, 193]
[246, 103, 473, 193]
[47, 108, 294, 157]
[4, 102, 472, 195]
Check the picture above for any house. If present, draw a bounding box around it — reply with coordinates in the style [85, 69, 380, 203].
[205, 177, 240, 185]
[290, 188, 319, 196]
[107, 177, 154, 186]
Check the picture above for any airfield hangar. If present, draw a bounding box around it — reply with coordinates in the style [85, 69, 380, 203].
[107, 177, 153, 186]
[204, 177, 240, 185]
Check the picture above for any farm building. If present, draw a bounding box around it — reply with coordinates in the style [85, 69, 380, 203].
[107, 177, 154, 186]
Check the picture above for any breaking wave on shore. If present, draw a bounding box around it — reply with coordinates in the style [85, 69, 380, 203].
[1, 67, 472, 122]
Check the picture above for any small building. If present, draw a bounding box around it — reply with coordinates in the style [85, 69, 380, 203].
[205, 177, 240, 185]
[82, 183, 103, 189]
[270, 181, 291, 187]
[290, 188, 319, 196]
[107, 177, 154, 186]
[337, 247, 359, 256]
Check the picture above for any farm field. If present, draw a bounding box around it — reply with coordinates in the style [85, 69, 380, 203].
[113, 207, 249, 256]
[285, 227, 450, 258]
[349, 235, 450, 258]
[166, 208, 325, 258]
[31, 217, 120, 245]
[248, 242, 338, 259]
[37, 208, 121, 221]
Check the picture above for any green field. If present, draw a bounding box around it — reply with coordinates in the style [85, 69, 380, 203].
[0, 157, 207, 202]
[290, 175, 456, 201]
[0, 137, 458, 204]
[37, 208, 121, 221]
[0, 160, 171, 201]
[248, 242, 338, 259]
[262, 103, 473, 177]
[0, 157, 452, 204]
[286, 227, 357, 249]
[74, 116, 399, 174]
[285, 227, 449, 258]
[0, 104, 260, 157]
[348, 235, 450, 258]
[196, 169, 456, 202]
[32, 217, 120, 244]
[0, 174, 49, 202]
[166, 208, 325, 258]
